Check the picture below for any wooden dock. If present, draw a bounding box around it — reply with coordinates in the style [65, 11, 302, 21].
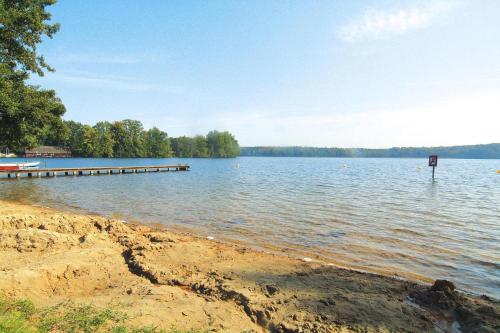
[0, 164, 189, 179]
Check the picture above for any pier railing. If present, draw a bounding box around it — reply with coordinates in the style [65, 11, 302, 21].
[0, 164, 189, 179]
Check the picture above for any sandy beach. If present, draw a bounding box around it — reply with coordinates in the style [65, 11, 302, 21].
[0, 200, 498, 332]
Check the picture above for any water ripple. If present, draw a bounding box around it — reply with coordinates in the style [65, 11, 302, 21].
[1, 157, 499, 298]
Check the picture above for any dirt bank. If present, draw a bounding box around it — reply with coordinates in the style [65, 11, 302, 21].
[0, 200, 498, 332]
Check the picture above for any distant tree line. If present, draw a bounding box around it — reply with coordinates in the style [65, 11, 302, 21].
[39, 119, 239, 158]
[240, 144, 500, 159]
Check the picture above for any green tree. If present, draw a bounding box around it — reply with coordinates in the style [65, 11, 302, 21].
[78, 125, 99, 157]
[110, 120, 145, 157]
[110, 121, 127, 157]
[63, 120, 83, 149]
[193, 135, 208, 157]
[0, 0, 60, 76]
[39, 115, 69, 146]
[0, 0, 66, 150]
[0, 66, 66, 150]
[93, 121, 114, 157]
[61, 121, 98, 157]
[171, 136, 196, 157]
[206, 130, 239, 157]
[144, 127, 171, 157]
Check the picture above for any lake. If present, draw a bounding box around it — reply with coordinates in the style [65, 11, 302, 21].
[1, 157, 499, 298]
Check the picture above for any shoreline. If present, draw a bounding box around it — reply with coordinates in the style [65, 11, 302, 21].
[1, 198, 438, 290]
[0, 200, 498, 332]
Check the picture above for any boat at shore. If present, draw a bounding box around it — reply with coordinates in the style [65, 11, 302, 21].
[0, 161, 40, 171]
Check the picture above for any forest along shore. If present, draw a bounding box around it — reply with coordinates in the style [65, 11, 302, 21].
[0, 201, 498, 333]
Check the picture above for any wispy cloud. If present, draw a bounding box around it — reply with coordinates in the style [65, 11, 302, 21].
[338, 1, 459, 42]
[42, 71, 183, 94]
[50, 53, 155, 65]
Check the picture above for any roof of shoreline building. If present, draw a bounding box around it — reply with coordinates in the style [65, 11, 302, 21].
[24, 146, 71, 154]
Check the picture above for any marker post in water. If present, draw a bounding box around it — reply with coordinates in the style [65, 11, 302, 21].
[429, 155, 438, 180]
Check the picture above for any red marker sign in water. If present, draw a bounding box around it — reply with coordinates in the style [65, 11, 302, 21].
[429, 155, 438, 179]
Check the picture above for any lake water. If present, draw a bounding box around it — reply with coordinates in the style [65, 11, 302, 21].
[1, 157, 499, 298]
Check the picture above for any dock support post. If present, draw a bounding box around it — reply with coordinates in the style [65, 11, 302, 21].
[16, 173, 20, 179]
[38, 172, 41, 178]
[90, 170, 93, 175]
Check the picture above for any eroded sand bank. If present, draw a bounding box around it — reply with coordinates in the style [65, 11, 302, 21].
[0, 200, 498, 332]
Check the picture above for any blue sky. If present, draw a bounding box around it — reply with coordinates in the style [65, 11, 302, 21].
[32, 0, 500, 147]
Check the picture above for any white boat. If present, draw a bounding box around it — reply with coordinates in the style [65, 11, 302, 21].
[0, 161, 40, 171]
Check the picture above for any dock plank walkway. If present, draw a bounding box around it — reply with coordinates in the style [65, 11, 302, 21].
[0, 164, 189, 179]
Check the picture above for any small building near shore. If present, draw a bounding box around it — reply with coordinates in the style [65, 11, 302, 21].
[24, 146, 72, 158]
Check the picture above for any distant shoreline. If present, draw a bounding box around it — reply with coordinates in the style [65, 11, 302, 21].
[240, 143, 500, 159]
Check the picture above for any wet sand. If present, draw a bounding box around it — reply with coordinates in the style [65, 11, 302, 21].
[0, 200, 498, 332]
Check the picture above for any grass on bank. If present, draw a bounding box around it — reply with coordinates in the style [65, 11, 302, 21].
[0, 296, 205, 333]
